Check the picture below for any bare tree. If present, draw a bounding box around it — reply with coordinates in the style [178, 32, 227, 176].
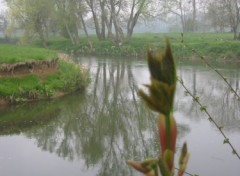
[224, 0, 240, 39]
[126, 0, 147, 41]
[6, 0, 54, 47]
[85, 0, 157, 43]
[206, 0, 240, 39]
[108, 0, 124, 43]
[161, 0, 189, 32]
[85, 0, 106, 40]
[192, 0, 197, 31]
[54, 0, 82, 45]
[161, 0, 205, 32]
[206, 1, 228, 32]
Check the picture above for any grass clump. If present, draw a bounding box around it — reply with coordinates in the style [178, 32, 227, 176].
[0, 43, 90, 104]
[0, 75, 39, 96]
[0, 60, 90, 104]
[44, 60, 90, 91]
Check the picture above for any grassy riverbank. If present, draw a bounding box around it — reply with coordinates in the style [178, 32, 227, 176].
[0, 44, 90, 105]
[39, 33, 240, 62]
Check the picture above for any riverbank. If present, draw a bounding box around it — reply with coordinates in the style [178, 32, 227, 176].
[0, 44, 90, 105]
[35, 33, 240, 62]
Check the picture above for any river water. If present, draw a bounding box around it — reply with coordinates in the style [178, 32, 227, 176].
[0, 56, 239, 176]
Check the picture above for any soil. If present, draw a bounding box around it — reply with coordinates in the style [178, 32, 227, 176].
[0, 97, 7, 106]
[0, 54, 85, 106]
[0, 58, 59, 77]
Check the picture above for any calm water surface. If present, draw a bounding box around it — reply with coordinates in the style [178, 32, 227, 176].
[0, 56, 239, 176]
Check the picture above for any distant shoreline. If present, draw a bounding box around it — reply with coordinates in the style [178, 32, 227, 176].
[16, 32, 239, 63]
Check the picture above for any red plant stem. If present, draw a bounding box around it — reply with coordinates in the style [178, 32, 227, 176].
[165, 113, 171, 150]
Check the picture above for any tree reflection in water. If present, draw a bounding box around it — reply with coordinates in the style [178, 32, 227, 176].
[176, 63, 240, 132]
[21, 58, 161, 175]
[1, 58, 240, 175]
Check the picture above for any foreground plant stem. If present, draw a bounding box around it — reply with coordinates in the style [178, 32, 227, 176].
[128, 39, 189, 176]
[166, 113, 171, 150]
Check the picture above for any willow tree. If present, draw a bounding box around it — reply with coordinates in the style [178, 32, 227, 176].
[6, 0, 54, 47]
[54, 0, 81, 45]
[220, 0, 240, 40]
[206, 1, 229, 32]
[0, 12, 8, 39]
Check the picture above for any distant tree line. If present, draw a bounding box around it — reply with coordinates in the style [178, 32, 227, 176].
[0, 0, 240, 47]
[2, 0, 159, 46]
[162, 0, 240, 40]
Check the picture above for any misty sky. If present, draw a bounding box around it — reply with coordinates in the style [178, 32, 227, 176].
[0, 0, 7, 12]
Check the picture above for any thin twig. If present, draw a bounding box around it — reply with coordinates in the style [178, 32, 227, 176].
[180, 33, 240, 101]
[175, 167, 199, 176]
[178, 77, 240, 160]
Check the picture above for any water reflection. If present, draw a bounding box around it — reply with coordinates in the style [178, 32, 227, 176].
[0, 101, 60, 135]
[23, 58, 177, 175]
[176, 63, 240, 132]
[0, 58, 161, 175]
[0, 57, 239, 176]
[175, 63, 240, 175]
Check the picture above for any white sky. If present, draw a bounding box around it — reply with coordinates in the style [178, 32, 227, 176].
[0, 0, 7, 13]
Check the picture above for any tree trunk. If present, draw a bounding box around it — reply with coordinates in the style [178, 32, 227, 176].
[179, 2, 185, 32]
[39, 31, 48, 48]
[65, 23, 76, 45]
[92, 9, 103, 40]
[110, 0, 124, 43]
[38, 28, 47, 48]
[106, 14, 114, 40]
[126, 0, 135, 41]
[180, 15, 185, 33]
[73, 26, 80, 45]
[224, 0, 240, 40]
[127, 0, 146, 41]
[79, 13, 93, 49]
[234, 0, 240, 40]
[100, 0, 106, 40]
[35, 15, 48, 47]
[233, 26, 238, 40]
[192, 0, 196, 31]
[86, 0, 103, 40]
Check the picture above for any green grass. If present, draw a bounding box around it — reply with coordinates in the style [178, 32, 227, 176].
[43, 60, 90, 91]
[41, 32, 240, 61]
[3, 32, 238, 61]
[0, 75, 39, 96]
[0, 44, 57, 64]
[0, 43, 90, 104]
[0, 60, 90, 102]
[128, 33, 240, 61]
[1, 32, 237, 102]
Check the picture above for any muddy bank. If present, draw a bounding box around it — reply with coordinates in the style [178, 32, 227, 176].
[0, 58, 59, 76]
[0, 53, 90, 106]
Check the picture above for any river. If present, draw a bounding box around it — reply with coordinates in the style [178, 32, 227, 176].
[0, 56, 239, 176]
